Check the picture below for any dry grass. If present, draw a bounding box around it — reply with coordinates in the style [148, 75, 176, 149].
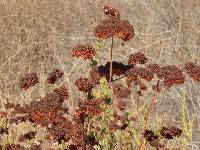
[0, 0, 200, 149]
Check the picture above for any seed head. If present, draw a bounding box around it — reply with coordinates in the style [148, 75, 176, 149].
[94, 18, 134, 41]
[75, 77, 94, 92]
[128, 52, 148, 65]
[103, 4, 120, 18]
[160, 126, 182, 140]
[47, 69, 64, 84]
[146, 63, 160, 74]
[157, 65, 185, 87]
[72, 44, 96, 60]
[185, 62, 200, 82]
[78, 98, 103, 117]
[143, 130, 159, 142]
[125, 66, 154, 86]
[20, 72, 39, 90]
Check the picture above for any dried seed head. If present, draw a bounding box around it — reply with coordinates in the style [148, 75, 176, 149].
[160, 126, 182, 140]
[146, 63, 160, 74]
[47, 69, 64, 84]
[157, 65, 185, 87]
[10, 86, 69, 126]
[78, 98, 103, 117]
[72, 44, 96, 60]
[144, 130, 159, 142]
[94, 18, 134, 41]
[185, 62, 200, 82]
[71, 115, 85, 147]
[128, 52, 148, 65]
[46, 116, 72, 143]
[20, 72, 39, 90]
[103, 4, 120, 18]
[126, 67, 154, 86]
[75, 77, 94, 92]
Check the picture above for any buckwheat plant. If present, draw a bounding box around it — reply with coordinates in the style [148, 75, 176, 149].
[1, 3, 200, 150]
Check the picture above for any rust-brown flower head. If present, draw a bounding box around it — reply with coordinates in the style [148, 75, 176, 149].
[72, 44, 96, 60]
[146, 63, 160, 74]
[157, 65, 185, 87]
[103, 4, 120, 18]
[126, 66, 154, 85]
[20, 72, 39, 90]
[75, 77, 94, 92]
[94, 18, 134, 41]
[185, 62, 200, 82]
[77, 98, 103, 117]
[10, 86, 69, 126]
[47, 69, 64, 84]
[128, 52, 148, 65]
[160, 126, 182, 140]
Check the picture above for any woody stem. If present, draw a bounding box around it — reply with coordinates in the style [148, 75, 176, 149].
[109, 35, 114, 87]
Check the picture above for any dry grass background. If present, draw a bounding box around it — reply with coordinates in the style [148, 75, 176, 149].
[0, 0, 200, 149]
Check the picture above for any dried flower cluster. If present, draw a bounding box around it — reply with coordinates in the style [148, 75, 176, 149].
[157, 65, 185, 87]
[185, 62, 200, 82]
[128, 52, 148, 65]
[72, 44, 96, 60]
[146, 63, 160, 74]
[103, 4, 120, 18]
[144, 130, 164, 149]
[77, 98, 104, 117]
[94, 18, 134, 41]
[126, 66, 154, 87]
[160, 126, 182, 139]
[71, 115, 85, 147]
[47, 69, 64, 84]
[75, 77, 94, 92]
[46, 115, 72, 143]
[20, 72, 39, 90]
[10, 86, 69, 126]
[144, 126, 182, 149]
